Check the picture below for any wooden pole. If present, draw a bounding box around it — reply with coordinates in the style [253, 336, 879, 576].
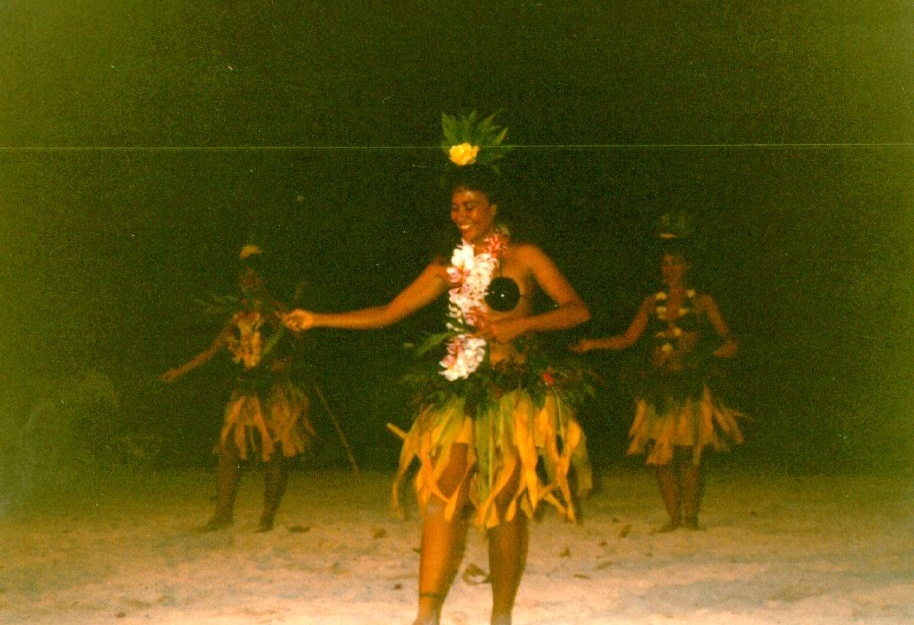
[312, 382, 359, 475]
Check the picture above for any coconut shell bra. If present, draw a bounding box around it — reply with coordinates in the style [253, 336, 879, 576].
[485, 276, 521, 312]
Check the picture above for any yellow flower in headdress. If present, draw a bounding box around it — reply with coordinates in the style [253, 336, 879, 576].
[440, 111, 510, 168]
[448, 142, 480, 166]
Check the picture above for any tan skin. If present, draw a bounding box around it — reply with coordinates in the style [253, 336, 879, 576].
[161, 268, 283, 383]
[571, 253, 737, 359]
[284, 187, 590, 625]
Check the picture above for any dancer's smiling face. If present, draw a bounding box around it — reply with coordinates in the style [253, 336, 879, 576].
[450, 187, 498, 245]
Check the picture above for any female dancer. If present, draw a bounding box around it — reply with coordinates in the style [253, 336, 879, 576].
[285, 137, 592, 625]
[573, 236, 742, 531]
[163, 245, 314, 532]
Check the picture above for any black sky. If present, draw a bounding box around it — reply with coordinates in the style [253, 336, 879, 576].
[1, 1, 912, 471]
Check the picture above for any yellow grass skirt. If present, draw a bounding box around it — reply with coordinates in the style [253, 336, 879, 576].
[628, 384, 744, 466]
[220, 379, 315, 462]
[393, 388, 591, 529]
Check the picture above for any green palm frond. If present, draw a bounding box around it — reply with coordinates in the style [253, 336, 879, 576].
[440, 110, 512, 166]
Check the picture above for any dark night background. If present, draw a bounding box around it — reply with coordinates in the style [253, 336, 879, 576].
[0, 2, 911, 483]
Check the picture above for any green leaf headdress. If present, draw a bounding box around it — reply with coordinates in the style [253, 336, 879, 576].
[658, 211, 693, 240]
[440, 110, 511, 170]
[656, 210, 706, 263]
[194, 242, 267, 316]
[239, 243, 263, 261]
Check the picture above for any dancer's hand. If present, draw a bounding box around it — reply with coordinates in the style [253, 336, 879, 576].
[569, 339, 592, 354]
[283, 309, 315, 332]
[478, 317, 526, 344]
[160, 368, 182, 383]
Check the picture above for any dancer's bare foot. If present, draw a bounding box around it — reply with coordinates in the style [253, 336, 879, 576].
[651, 520, 680, 534]
[412, 592, 445, 625]
[411, 614, 440, 625]
[199, 515, 233, 532]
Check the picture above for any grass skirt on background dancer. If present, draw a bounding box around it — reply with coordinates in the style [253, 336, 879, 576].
[220, 378, 315, 462]
[628, 384, 744, 466]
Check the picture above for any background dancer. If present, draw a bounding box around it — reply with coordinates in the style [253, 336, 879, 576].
[162, 245, 315, 532]
[573, 220, 742, 532]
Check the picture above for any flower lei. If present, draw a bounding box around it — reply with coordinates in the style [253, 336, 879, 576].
[200, 291, 284, 372]
[226, 310, 265, 369]
[653, 288, 696, 355]
[438, 227, 510, 381]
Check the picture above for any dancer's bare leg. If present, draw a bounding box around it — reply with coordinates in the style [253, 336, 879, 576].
[679, 449, 703, 529]
[654, 461, 681, 532]
[487, 465, 527, 625]
[413, 444, 471, 625]
[203, 444, 241, 531]
[258, 452, 289, 532]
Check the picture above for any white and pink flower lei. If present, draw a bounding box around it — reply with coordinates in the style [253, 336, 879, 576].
[439, 227, 510, 381]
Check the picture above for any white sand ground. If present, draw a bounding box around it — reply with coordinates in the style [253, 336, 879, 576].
[1, 467, 912, 625]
